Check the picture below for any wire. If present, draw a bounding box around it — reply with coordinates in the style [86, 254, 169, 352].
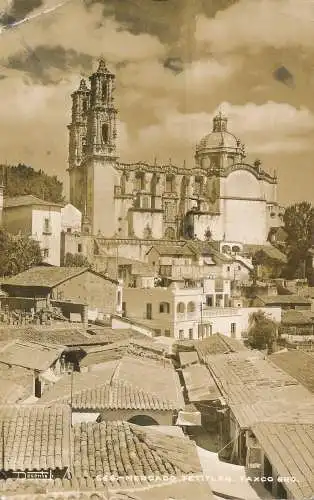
[216, 430, 242, 455]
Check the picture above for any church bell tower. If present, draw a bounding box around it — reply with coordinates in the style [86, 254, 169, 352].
[68, 60, 119, 236]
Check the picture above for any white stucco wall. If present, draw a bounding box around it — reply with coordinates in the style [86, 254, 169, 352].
[32, 209, 61, 266]
[61, 203, 82, 233]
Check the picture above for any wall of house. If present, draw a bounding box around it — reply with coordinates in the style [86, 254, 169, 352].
[32, 208, 61, 266]
[61, 203, 82, 233]
[3, 205, 33, 235]
[99, 408, 173, 426]
[123, 287, 174, 322]
[52, 271, 119, 316]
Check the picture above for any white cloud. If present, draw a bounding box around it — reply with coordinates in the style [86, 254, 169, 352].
[0, 1, 165, 64]
[196, 0, 314, 52]
[120, 101, 314, 164]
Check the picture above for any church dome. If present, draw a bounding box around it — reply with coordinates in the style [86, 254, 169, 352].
[197, 112, 241, 152]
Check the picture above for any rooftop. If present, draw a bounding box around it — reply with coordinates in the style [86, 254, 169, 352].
[3, 195, 64, 209]
[0, 404, 71, 471]
[269, 350, 314, 393]
[281, 309, 314, 325]
[147, 244, 195, 257]
[41, 356, 184, 411]
[194, 333, 248, 362]
[0, 325, 147, 347]
[205, 350, 314, 428]
[182, 363, 222, 402]
[0, 339, 65, 371]
[72, 420, 202, 483]
[252, 421, 314, 500]
[242, 244, 287, 263]
[256, 294, 312, 305]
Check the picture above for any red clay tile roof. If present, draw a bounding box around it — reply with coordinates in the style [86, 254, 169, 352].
[72, 421, 202, 483]
[4, 195, 64, 209]
[0, 405, 71, 471]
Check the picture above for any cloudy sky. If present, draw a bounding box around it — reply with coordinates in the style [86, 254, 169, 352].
[0, 0, 314, 205]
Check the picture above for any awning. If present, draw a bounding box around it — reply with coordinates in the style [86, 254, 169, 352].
[175, 409, 202, 426]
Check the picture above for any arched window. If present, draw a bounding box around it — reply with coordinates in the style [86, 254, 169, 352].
[166, 174, 174, 193]
[82, 137, 87, 155]
[176, 302, 185, 313]
[120, 175, 126, 195]
[187, 301, 196, 313]
[159, 302, 170, 314]
[128, 415, 159, 426]
[232, 245, 240, 253]
[102, 123, 109, 144]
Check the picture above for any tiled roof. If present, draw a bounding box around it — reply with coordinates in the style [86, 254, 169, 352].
[0, 340, 65, 371]
[194, 333, 247, 361]
[205, 350, 314, 428]
[0, 365, 33, 403]
[0, 404, 71, 471]
[147, 245, 195, 257]
[1, 266, 89, 288]
[281, 309, 314, 325]
[269, 350, 314, 393]
[4, 195, 64, 209]
[243, 244, 287, 263]
[252, 422, 314, 500]
[41, 357, 184, 411]
[256, 294, 311, 305]
[0, 325, 146, 347]
[72, 420, 202, 482]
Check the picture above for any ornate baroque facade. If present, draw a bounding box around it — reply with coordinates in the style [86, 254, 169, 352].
[68, 61, 282, 245]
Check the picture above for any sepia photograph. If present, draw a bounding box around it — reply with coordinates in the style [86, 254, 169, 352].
[0, 0, 313, 499]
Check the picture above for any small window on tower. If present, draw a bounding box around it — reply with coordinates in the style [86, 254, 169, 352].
[102, 83, 107, 101]
[82, 100, 88, 113]
[102, 124, 109, 144]
[82, 137, 87, 155]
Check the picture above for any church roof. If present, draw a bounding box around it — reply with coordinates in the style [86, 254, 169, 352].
[196, 112, 241, 152]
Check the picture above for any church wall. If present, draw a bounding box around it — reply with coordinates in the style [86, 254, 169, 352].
[262, 179, 277, 203]
[193, 213, 224, 241]
[223, 198, 267, 244]
[222, 170, 262, 199]
[114, 196, 134, 237]
[91, 160, 120, 236]
[129, 210, 163, 239]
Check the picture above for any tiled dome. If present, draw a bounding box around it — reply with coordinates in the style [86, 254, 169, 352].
[197, 112, 241, 152]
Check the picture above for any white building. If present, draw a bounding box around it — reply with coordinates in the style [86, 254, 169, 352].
[121, 278, 281, 340]
[61, 203, 82, 234]
[3, 195, 62, 266]
[68, 60, 282, 245]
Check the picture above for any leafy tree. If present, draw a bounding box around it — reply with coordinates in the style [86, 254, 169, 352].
[247, 310, 278, 352]
[251, 250, 284, 281]
[3, 163, 64, 203]
[204, 228, 212, 240]
[283, 202, 314, 280]
[0, 229, 42, 277]
[64, 252, 89, 267]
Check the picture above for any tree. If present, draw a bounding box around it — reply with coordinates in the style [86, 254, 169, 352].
[0, 229, 42, 277]
[247, 310, 277, 352]
[3, 163, 64, 203]
[64, 252, 89, 267]
[283, 202, 314, 280]
[204, 228, 212, 240]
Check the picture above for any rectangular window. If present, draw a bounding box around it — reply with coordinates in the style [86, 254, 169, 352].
[43, 217, 51, 235]
[42, 248, 49, 258]
[231, 323, 236, 337]
[178, 329, 184, 340]
[78, 243, 82, 253]
[146, 303, 152, 320]
[188, 328, 193, 340]
[165, 329, 171, 337]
